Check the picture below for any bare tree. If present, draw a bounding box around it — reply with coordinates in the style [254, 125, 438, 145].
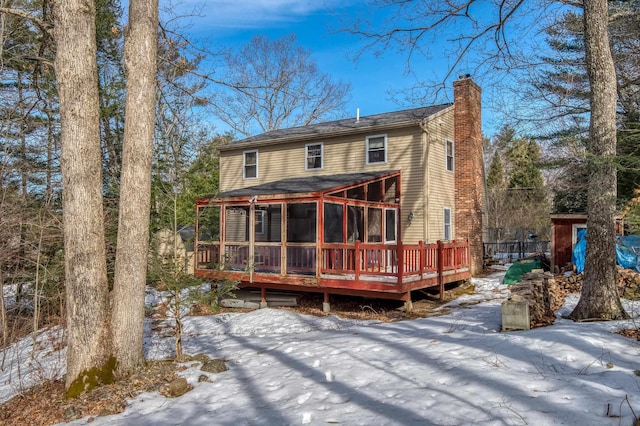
[53, 0, 112, 395]
[349, 0, 628, 319]
[211, 34, 351, 136]
[110, 0, 159, 376]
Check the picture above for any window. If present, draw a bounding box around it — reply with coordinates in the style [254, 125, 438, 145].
[445, 139, 454, 172]
[443, 207, 451, 241]
[366, 135, 387, 164]
[243, 150, 258, 179]
[255, 210, 266, 235]
[305, 143, 323, 170]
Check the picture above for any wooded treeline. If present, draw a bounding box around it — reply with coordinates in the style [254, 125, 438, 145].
[0, 0, 638, 396]
[0, 0, 353, 393]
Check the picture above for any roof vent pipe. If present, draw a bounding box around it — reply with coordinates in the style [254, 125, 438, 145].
[356, 108, 360, 123]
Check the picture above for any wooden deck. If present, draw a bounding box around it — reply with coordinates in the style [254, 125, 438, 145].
[195, 240, 471, 300]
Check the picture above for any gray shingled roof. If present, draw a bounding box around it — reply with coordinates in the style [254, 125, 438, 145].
[215, 170, 399, 199]
[221, 104, 452, 150]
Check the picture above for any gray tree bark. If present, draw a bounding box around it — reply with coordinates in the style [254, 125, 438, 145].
[53, 0, 112, 393]
[569, 0, 628, 320]
[110, 0, 159, 375]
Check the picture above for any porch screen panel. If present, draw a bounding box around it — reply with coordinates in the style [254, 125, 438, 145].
[366, 181, 383, 202]
[347, 205, 363, 242]
[384, 178, 398, 203]
[197, 206, 220, 241]
[324, 203, 343, 243]
[254, 204, 282, 274]
[225, 206, 249, 242]
[287, 203, 316, 242]
[196, 205, 221, 269]
[367, 207, 382, 243]
[287, 203, 317, 275]
[255, 204, 282, 242]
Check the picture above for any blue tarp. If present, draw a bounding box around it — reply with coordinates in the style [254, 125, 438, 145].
[572, 229, 587, 273]
[572, 230, 640, 273]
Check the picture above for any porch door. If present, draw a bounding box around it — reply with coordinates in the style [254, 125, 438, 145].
[384, 208, 397, 244]
[384, 208, 398, 271]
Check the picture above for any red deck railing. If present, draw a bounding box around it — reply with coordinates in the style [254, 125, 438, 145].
[320, 240, 468, 278]
[197, 240, 469, 283]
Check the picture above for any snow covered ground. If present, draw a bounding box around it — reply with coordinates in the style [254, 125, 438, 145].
[2, 271, 640, 425]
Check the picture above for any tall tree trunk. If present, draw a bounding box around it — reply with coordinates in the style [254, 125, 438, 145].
[53, 0, 113, 394]
[111, 0, 158, 375]
[569, 0, 628, 320]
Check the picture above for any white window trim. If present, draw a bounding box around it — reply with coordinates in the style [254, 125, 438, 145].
[243, 149, 258, 180]
[572, 223, 587, 248]
[384, 208, 397, 244]
[443, 207, 452, 241]
[305, 142, 324, 171]
[445, 139, 454, 172]
[366, 134, 388, 165]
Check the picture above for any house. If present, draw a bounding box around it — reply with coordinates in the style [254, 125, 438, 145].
[194, 76, 484, 311]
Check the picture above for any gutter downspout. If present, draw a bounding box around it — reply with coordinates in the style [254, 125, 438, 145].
[419, 119, 431, 243]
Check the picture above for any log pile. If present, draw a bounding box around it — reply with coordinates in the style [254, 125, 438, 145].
[554, 266, 640, 301]
[508, 272, 558, 328]
[506, 267, 640, 330]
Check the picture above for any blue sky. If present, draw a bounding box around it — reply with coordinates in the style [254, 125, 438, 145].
[166, 0, 530, 137]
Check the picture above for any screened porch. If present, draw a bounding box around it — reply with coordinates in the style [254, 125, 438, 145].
[194, 170, 470, 301]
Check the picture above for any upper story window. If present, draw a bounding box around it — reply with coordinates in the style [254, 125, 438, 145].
[445, 139, 454, 172]
[305, 143, 323, 170]
[366, 134, 387, 164]
[243, 150, 258, 179]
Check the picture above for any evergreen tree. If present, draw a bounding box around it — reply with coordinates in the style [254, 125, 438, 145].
[486, 151, 505, 190]
[530, 5, 640, 217]
[485, 125, 549, 232]
[506, 138, 545, 198]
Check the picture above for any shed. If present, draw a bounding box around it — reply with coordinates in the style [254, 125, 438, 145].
[550, 213, 624, 272]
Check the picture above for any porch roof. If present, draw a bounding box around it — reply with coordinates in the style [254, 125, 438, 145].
[207, 170, 400, 201]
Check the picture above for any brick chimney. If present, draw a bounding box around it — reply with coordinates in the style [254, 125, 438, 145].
[453, 75, 484, 274]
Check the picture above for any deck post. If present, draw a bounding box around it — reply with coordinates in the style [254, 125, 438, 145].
[437, 240, 445, 300]
[323, 291, 330, 313]
[260, 287, 268, 309]
[403, 292, 413, 312]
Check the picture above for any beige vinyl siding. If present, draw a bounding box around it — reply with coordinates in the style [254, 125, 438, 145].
[425, 109, 456, 242]
[219, 105, 457, 245]
[398, 108, 455, 244]
[221, 128, 419, 189]
[225, 208, 248, 242]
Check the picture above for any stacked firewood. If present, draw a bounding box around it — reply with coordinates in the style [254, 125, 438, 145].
[554, 266, 640, 301]
[508, 271, 558, 328]
[506, 268, 640, 330]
